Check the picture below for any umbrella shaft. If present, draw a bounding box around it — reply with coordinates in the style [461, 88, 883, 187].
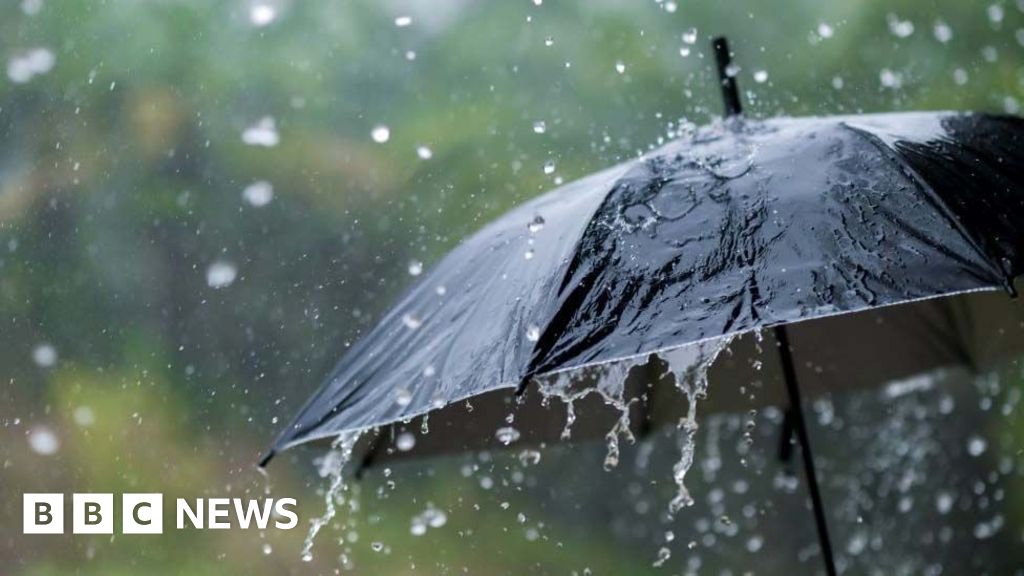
[775, 325, 838, 576]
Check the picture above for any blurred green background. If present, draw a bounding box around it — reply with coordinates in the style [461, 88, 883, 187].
[1, 0, 1022, 574]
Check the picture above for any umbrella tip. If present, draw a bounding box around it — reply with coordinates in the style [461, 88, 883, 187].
[257, 449, 276, 468]
[711, 36, 742, 118]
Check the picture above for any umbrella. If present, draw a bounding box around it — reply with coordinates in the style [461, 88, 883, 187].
[263, 38, 1024, 574]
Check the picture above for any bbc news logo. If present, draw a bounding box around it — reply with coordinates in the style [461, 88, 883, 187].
[24, 493, 298, 534]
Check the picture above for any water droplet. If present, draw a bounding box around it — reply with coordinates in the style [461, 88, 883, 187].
[28, 426, 59, 455]
[544, 36, 554, 47]
[206, 261, 238, 289]
[614, 61, 626, 74]
[32, 343, 57, 368]
[817, 22, 834, 38]
[249, 4, 277, 27]
[242, 117, 279, 147]
[936, 491, 954, 514]
[967, 435, 987, 456]
[371, 125, 390, 143]
[753, 70, 768, 83]
[879, 68, 903, 89]
[394, 388, 413, 407]
[495, 426, 521, 445]
[532, 120, 547, 134]
[524, 248, 535, 260]
[933, 20, 953, 43]
[422, 365, 436, 377]
[6, 47, 55, 84]
[394, 15, 412, 27]
[526, 324, 541, 342]
[543, 160, 556, 175]
[73, 406, 95, 427]
[396, 432, 416, 451]
[242, 181, 274, 207]
[370, 542, 384, 552]
[518, 449, 541, 466]
[681, 27, 698, 44]
[416, 145, 433, 159]
[401, 313, 422, 330]
[408, 260, 423, 276]
[261, 543, 273, 555]
[887, 14, 915, 38]
[528, 215, 545, 233]
[652, 547, 671, 567]
[987, 4, 1004, 25]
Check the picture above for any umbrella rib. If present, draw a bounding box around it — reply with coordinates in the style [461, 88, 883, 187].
[840, 122, 1014, 294]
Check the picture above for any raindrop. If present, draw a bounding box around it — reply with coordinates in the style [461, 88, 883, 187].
[817, 22, 834, 38]
[370, 542, 384, 552]
[652, 547, 671, 567]
[936, 491, 954, 514]
[525, 325, 541, 342]
[416, 145, 433, 159]
[831, 76, 844, 90]
[32, 343, 57, 368]
[241, 117, 279, 147]
[967, 435, 987, 457]
[73, 406, 95, 427]
[518, 449, 541, 466]
[371, 125, 390, 143]
[543, 160, 556, 175]
[953, 68, 969, 85]
[408, 260, 423, 276]
[544, 36, 554, 47]
[206, 261, 238, 289]
[249, 4, 277, 27]
[524, 248, 535, 260]
[422, 365, 436, 377]
[988, 4, 1005, 25]
[879, 68, 903, 89]
[394, 16, 412, 27]
[887, 14, 915, 38]
[401, 313, 422, 330]
[396, 432, 416, 451]
[532, 0, 542, 4]
[21, 0, 43, 16]
[933, 20, 953, 43]
[6, 48, 55, 84]
[532, 120, 547, 134]
[528, 215, 545, 233]
[495, 426, 521, 445]
[681, 27, 698, 44]
[664, 1, 677, 13]
[753, 70, 768, 83]
[242, 181, 274, 207]
[28, 426, 59, 455]
[261, 543, 273, 555]
[394, 388, 413, 407]
[614, 61, 626, 74]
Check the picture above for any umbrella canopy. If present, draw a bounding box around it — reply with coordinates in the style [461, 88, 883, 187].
[264, 108, 1024, 461]
[265, 37, 1024, 575]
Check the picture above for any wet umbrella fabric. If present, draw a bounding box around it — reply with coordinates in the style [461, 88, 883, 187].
[264, 109, 1024, 461]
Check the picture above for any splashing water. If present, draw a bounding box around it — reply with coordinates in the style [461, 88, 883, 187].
[659, 336, 735, 515]
[535, 354, 648, 470]
[301, 430, 362, 562]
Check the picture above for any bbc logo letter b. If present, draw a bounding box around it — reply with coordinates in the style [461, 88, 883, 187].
[24, 494, 63, 534]
[73, 493, 113, 534]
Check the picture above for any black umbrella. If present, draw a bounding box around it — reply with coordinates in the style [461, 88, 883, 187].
[264, 38, 1024, 574]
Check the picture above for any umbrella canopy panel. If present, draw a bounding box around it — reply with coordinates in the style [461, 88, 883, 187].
[266, 111, 1024, 459]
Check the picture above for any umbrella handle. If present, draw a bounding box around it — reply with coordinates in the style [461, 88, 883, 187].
[775, 325, 838, 576]
[712, 36, 742, 117]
